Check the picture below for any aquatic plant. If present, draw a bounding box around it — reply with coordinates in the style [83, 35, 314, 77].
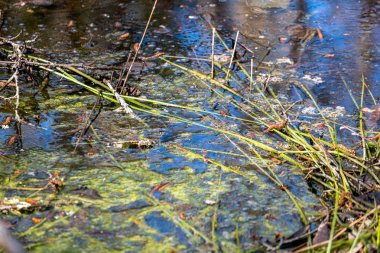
[0, 22, 379, 253]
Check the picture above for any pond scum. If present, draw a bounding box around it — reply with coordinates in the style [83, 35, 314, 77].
[0, 7, 380, 253]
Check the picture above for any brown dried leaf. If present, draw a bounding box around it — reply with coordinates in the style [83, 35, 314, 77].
[263, 120, 287, 133]
[338, 191, 352, 207]
[31, 217, 41, 224]
[265, 213, 276, 220]
[178, 212, 187, 220]
[316, 28, 324, 40]
[119, 32, 130, 39]
[133, 43, 140, 53]
[1, 116, 12, 126]
[271, 157, 282, 165]
[313, 122, 327, 128]
[25, 198, 38, 206]
[87, 151, 96, 156]
[7, 135, 18, 145]
[49, 178, 64, 187]
[219, 110, 228, 118]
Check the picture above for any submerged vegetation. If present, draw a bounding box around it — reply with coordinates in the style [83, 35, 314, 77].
[0, 1, 379, 252]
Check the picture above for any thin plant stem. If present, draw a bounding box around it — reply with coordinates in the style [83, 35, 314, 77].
[121, 0, 158, 93]
[211, 28, 215, 79]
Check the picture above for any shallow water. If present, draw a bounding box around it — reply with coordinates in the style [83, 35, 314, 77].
[0, 0, 378, 251]
[1, 0, 378, 105]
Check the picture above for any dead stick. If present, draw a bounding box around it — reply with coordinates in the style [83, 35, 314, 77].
[225, 31, 239, 81]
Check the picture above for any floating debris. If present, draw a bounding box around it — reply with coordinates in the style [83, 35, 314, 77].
[302, 74, 324, 84]
[276, 57, 294, 65]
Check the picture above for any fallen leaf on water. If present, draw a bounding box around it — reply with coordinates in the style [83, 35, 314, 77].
[263, 120, 287, 133]
[271, 157, 282, 165]
[265, 213, 276, 220]
[51, 179, 64, 187]
[87, 151, 96, 156]
[7, 135, 18, 145]
[31, 217, 41, 224]
[338, 191, 352, 207]
[1, 116, 12, 125]
[324, 54, 335, 58]
[275, 233, 284, 239]
[119, 32, 130, 39]
[25, 198, 38, 206]
[316, 28, 323, 40]
[313, 122, 326, 128]
[133, 43, 140, 53]
[219, 110, 229, 118]
[49, 179, 64, 193]
[178, 212, 187, 220]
